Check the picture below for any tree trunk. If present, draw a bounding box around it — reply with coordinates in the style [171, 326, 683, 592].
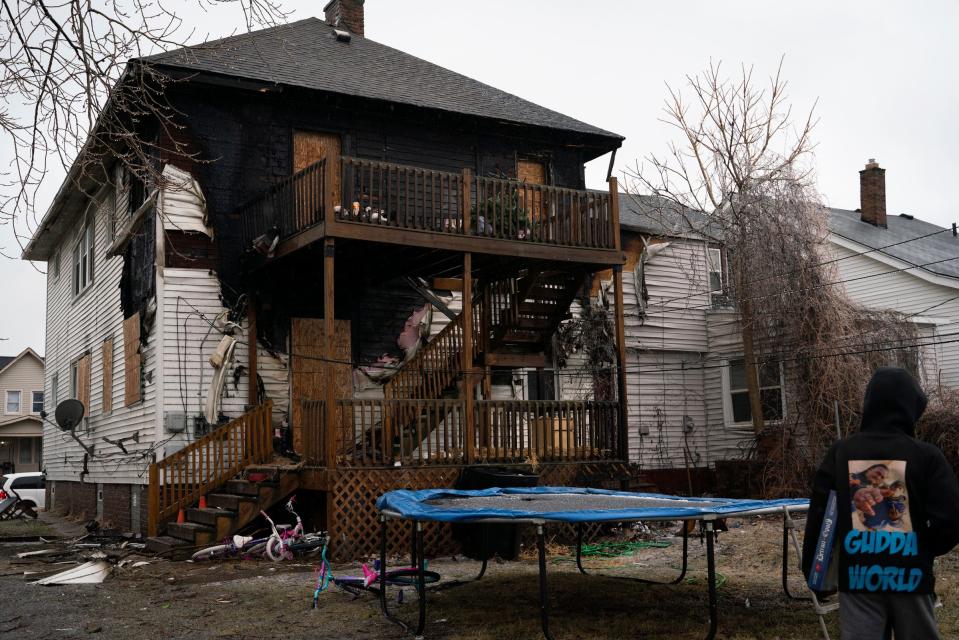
[733, 255, 765, 437]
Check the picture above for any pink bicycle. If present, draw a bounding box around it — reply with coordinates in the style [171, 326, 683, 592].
[263, 497, 326, 562]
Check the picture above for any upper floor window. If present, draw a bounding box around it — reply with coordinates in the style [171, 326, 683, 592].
[73, 219, 95, 296]
[52, 250, 60, 280]
[123, 168, 148, 218]
[5, 390, 21, 414]
[725, 358, 785, 424]
[31, 391, 44, 414]
[50, 373, 59, 408]
[707, 247, 732, 309]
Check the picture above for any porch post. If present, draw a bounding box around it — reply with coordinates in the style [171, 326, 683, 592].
[248, 294, 258, 407]
[324, 237, 337, 469]
[613, 265, 628, 461]
[463, 252, 475, 463]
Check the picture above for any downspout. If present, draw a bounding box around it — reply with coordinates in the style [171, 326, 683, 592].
[153, 184, 166, 459]
[605, 145, 620, 183]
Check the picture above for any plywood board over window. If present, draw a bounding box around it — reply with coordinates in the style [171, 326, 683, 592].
[101, 338, 114, 415]
[517, 159, 547, 227]
[123, 313, 142, 407]
[76, 354, 91, 417]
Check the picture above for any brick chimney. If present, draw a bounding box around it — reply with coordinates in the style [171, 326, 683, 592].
[324, 0, 364, 36]
[859, 159, 887, 227]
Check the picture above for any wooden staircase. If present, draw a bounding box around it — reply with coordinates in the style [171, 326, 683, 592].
[144, 401, 301, 554]
[480, 268, 584, 365]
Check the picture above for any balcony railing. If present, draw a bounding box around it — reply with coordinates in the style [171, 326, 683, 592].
[237, 156, 617, 256]
[301, 398, 620, 467]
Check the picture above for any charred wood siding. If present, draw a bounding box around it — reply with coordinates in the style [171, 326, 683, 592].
[166, 85, 592, 308]
[351, 278, 428, 366]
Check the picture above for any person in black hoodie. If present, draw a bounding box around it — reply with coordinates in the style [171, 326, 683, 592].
[802, 367, 959, 639]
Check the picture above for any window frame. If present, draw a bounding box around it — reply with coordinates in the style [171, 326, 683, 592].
[72, 217, 95, 297]
[31, 391, 43, 414]
[50, 372, 59, 409]
[5, 390, 21, 415]
[722, 357, 786, 426]
[707, 245, 732, 310]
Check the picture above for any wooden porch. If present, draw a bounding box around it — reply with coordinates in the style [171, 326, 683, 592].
[238, 156, 623, 266]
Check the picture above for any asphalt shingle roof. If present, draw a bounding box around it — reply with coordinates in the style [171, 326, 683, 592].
[828, 208, 959, 279]
[617, 193, 721, 240]
[142, 18, 622, 142]
[0, 357, 13, 372]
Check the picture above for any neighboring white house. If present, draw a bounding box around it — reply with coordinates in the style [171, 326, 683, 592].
[827, 160, 959, 390]
[0, 348, 45, 473]
[608, 160, 959, 476]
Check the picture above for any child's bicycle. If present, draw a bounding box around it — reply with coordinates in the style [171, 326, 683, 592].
[263, 497, 327, 561]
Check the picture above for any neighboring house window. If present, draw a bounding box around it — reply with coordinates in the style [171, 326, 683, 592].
[31, 391, 44, 414]
[726, 358, 785, 424]
[707, 247, 731, 309]
[73, 218, 95, 296]
[5, 391, 21, 414]
[51, 373, 59, 408]
[19, 439, 32, 464]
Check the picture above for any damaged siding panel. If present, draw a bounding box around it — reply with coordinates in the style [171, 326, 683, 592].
[160, 164, 213, 236]
[43, 190, 159, 486]
[160, 268, 290, 437]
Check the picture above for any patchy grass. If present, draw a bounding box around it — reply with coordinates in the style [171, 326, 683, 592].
[2, 518, 959, 639]
[0, 518, 58, 539]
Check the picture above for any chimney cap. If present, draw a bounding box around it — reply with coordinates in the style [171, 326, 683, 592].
[864, 158, 881, 170]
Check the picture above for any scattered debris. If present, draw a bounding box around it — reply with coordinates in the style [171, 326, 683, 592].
[34, 560, 112, 585]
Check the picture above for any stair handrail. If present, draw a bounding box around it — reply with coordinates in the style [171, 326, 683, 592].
[147, 400, 273, 536]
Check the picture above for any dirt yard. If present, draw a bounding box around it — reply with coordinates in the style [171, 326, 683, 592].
[2, 517, 959, 639]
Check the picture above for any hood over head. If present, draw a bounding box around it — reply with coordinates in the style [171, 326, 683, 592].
[860, 367, 927, 436]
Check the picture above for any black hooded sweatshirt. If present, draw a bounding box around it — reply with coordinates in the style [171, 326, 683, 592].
[802, 367, 959, 595]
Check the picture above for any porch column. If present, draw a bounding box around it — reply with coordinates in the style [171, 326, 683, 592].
[462, 252, 475, 463]
[324, 237, 337, 469]
[248, 294, 258, 407]
[613, 264, 628, 461]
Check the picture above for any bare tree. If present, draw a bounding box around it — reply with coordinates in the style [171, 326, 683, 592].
[0, 0, 287, 257]
[626, 60, 916, 494]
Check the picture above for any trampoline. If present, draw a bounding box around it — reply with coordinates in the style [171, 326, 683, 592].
[375, 486, 810, 640]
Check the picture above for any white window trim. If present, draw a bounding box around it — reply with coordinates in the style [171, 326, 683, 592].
[31, 390, 44, 414]
[72, 216, 95, 298]
[721, 357, 786, 427]
[5, 390, 22, 415]
[50, 372, 59, 409]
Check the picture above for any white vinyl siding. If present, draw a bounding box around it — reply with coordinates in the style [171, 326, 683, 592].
[44, 185, 158, 485]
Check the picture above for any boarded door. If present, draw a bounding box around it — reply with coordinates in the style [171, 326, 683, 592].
[517, 159, 547, 229]
[291, 318, 351, 459]
[293, 130, 341, 202]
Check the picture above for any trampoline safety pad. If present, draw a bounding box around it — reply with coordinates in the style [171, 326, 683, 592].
[376, 486, 809, 523]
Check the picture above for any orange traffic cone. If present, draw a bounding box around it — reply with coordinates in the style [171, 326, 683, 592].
[199, 495, 207, 509]
[176, 508, 185, 524]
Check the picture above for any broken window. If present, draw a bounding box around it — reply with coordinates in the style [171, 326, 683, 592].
[707, 247, 731, 310]
[726, 358, 784, 424]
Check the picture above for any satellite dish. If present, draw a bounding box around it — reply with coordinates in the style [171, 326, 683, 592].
[54, 399, 85, 431]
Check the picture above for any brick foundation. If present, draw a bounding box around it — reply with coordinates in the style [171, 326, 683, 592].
[47, 480, 149, 534]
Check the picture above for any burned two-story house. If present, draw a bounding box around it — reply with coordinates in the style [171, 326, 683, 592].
[22, 2, 628, 557]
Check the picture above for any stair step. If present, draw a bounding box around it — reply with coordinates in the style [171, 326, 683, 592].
[166, 522, 216, 546]
[224, 479, 276, 496]
[523, 289, 567, 300]
[207, 493, 257, 511]
[187, 507, 237, 527]
[515, 317, 553, 330]
[145, 535, 190, 556]
[501, 331, 546, 344]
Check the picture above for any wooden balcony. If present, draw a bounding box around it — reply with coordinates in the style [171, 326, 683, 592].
[239, 156, 623, 266]
[302, 399, 623, 468]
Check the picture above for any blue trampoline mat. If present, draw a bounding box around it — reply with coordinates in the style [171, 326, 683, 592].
[377, 486, 809, 523]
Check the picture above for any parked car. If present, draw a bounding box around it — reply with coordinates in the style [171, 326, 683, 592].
[0, 472, 45, 510]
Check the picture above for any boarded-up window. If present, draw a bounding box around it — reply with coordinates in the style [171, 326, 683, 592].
[123, 313, 142, 406]
[517, 159, 547, 227]
[74, 354, 91, 419]
[102, 338, 114, 415]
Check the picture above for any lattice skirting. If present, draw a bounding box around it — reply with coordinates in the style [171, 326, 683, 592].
[326, 461, 632, 561]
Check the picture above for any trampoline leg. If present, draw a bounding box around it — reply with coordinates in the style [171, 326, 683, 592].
[410, 518, 418, 568]
[575, 523, 588, 576]
[781, 509, 811, 601]
[670, 523, 690, 585]
[705, 521, 718, 640]
[378, 516, 391, 618]
[476, 525, 489, 580]
[415, 521, 427, 636]
[537, 524, 556, 640]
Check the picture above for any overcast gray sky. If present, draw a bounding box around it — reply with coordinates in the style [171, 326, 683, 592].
[2, 0, 957, 356]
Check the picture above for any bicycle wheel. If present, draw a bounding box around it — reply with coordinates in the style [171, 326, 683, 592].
[384, 568, 441, 586]
[265, 536, 290, 562]
[287, 535, 327, 555]
[191, 544, 233, 562]
[333, 576, 368, 597]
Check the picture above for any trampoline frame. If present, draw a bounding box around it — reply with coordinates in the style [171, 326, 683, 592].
[376, 493, 809, 640]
